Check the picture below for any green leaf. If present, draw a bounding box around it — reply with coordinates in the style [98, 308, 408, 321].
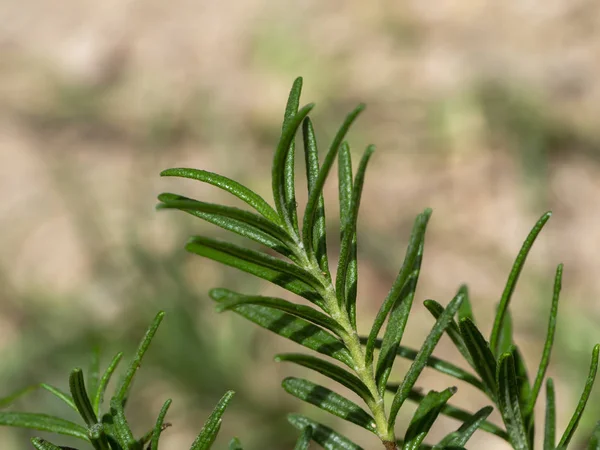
[544, 378, 555, 450]
[525, 264, 562, 418]
[213, 289, 344, 336]
[557, 344, 600, 448]
[293, 426, 312, 450]
[587, 421, 600, 450]
[457, 285, 474, 324]
[302, 117, 330, 276]
[114, 311, 165, 403]
[160, 168, 281, 225]
[497, 306, 514, 357]
[497, 351, 529, 450]
[302, 104, 365, 254]
[0, 412, 88, 441]
[288, 414, 364, 450]
[109, 399, 136, 448]
[30, 438, 64, 450]
[365, 209, 431, 366]
[273, 103, 315, 233]
[69, 369, 98, 426]
[282, 377, 376, 433]
[336, 145, 374, 314]
[275, 354, 372, 403]
[187, 237, 323, 306]
[387, 290, 465, 427]
[489, 212, 552, 355]
[210, 290, 353, 367]
[403, 387, 457, 450]
[459, 318, 497, 398]
[87, 347, 101, 406]
[0, 383, 76, 413]
[435, 406, 493, 448]
[93, 352, 123, 415]
[229, 437, 244, 450]
[190, 390, 235, 450]
[151, 399, 172, 450]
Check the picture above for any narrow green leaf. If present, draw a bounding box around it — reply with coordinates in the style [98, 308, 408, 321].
[302, 104, 365, 254]
[387, 291, 464, 427]
[435, 406, 493, 447]
[30, 438, 64, 450]
[275, 354, 372, 403]
[87, 347, 101, 405]
[229, 437, 244, 450]
[544, 378, 555, 450]
[109, 399, 136, 448]
[114, 311, 165, 403]
[403, 387, 457, 450]
[459, 318, 497, 398]
[302, 117, 329, 276]
[336, 145, 374, 313]
[0, 412, 88, 441]
[293, 426, 312, 450]
[288, 414, 364, 450]
[365, 209, 431, 366]
[338, 143, 356, 326]
[150, 399, 172, 450]
[69, 369, 97, 426]
[497, 351, 529, 450]
[587, 421, 600, 450]
[213, 289, 344, 336]
[273, 103, 315, 232]
[0, 383, 76, 413]
[489, 212, 552, 355]
[557, 344, 600, 448]
[457, 285, 474, 324]
[525, 264, 562, 418]
[282, 377, 376, 433]
[93, 352, 123, 415]
[512, 347, 532, 421]
[160, 168, 281, 224]
[210, 290, 353, 366]
[190, 390, 235, 450]
[497, 306, 514, 357]
[187, 237, 323, 306]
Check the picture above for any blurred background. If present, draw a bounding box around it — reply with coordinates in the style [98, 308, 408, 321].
[1, 1, 600, 449]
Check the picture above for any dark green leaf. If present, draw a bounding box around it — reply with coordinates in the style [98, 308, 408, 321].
[459, 318, 497, 398]
[275, 354, 372, 403]
[288, 414, 364, 450]
[403, 387, 457, 450]
[69, 369, 97, 426]
[435, 406, 493, 448]
[489, 212, 552, 355]
[229, 437, 244, 450]
[30, 438, 64, 450]
[210, 290, 353, 367]
[387, 291, 464, 427]
[188, 237, 323, 306]
[282, 377, 376, 433]
[457, 285, 474, 324]
[497, 351, 529, 450]
[93, 352, 123, 415]
[109, 399, 136, 448]
[151, 399, 172, 450]
[160, 168, 281, 225]
[544, 378, 555, 450]
[293, 426, 312, 450]
[365, 209, 431, 366]
[0, 412, 88, 441]
[557, 344, 600, 448]
[302, 104, 365, 254]
[190, 390, 235, 450]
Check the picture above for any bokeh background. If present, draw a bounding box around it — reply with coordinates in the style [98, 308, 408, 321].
[1, 1, 600, 449]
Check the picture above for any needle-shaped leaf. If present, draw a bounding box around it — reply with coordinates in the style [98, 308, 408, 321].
[114, 311, 164, 403]
[229, 437, 244, 450]
[403, 387, 457, 450]
[187, 237, 323, 306]
[557, 344, 600, 448]
[365, 209, 431, 366]
[69, 369, 97, 426]
[213, 289, 344, 336]
[587, 421, 600, 450]
[435, 406, 493, 448]
[293, 426, 313, 450]
[190, 390, 235, 450]
[151, 399, 172, 450]
[336, 145, 374, 314]
[275, 354, 372, 403]
[0, 383, 76, 413]
[160, 168, 281, 225]
[497, 307, 514, 358]
[30, 438, 64, 450]
[457, 285, 474, 324]
[544, 378, 555, 450]
[497, 350, 529, 450]
[109, 399, 136, 448]
[282, 377, 376, 433]
[210, 290, 353, 366]
[288, 414, 364, 450]
[302, 104, 365, 253]
[459, 318, 497, 398]
[302, 117, 329, 276]
[489, 212, 552, 355]
[0, 412, 88, 441]
[387, 291, 464, 426]
[93, 352, 123, 415]
[273, 103, 315, 233]
[525, 264, 562, 418]
[338, 143, 355, 320]
[87, 347, 101, 405]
